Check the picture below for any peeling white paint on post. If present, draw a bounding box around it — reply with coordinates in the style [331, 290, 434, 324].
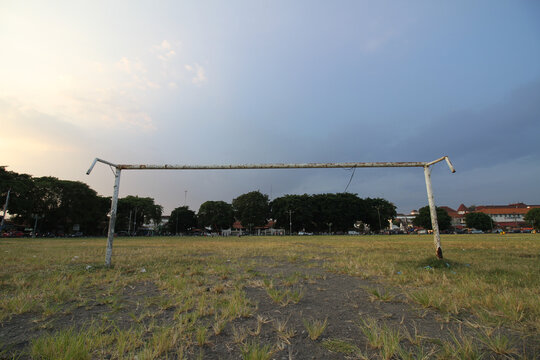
[87, 156, 455, 266]
[86, 158, 122, 267]
[105, 168, 121, 267]
[424, 166, 443, 259]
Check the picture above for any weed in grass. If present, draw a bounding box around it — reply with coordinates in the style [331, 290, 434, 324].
[30, 327, 91, 360]
[212, 315, 228, 336]
[196, 325, 209, 347]
[288, 287, 305, 304]
[368, 287, 395, 302]
[358, 317, 402, 359]
[41, 301, 63, 318]
[223, 289, 254, 319]
[321, 338, 360, 355]
[397, 343, 436, 360]
[136, 324, 185, 358]
[358, 317, 384, 348]
[267, 287, 305, 306]
[212, 283, 226, 294]
[249, 315, 270, 336]
[380, 326, 402, 360]
[477, 328, 517, 357]
[240, 340, 274, 360]
[282, 272, 302, 286]
[274, 317, 296, 344]
[402, 323, 422, 346]
[266, 287, 287, 304]
[408, 289, 435, 309]
[232, 325, 248, 344]
[302, 317, 328, 340]
[438, 329, 484, 360]
[113, 327, 144, 358]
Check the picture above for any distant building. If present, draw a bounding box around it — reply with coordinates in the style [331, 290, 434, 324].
[437, 203, 540, 230]
[474, 203, 540, 229]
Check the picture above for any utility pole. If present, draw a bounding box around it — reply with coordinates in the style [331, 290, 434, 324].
[133, 208, 137, 236]
[287, 210, 293, 235]
[375, 205, 382, 233]
[128, 210, 132, 234]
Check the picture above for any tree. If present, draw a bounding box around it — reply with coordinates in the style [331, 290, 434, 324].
[0, 167, 35, 223]
[168, 206, 197, 234]
[5, 175, 110, 235]
[271, 194, 316, 233]
[198, 201, 234, 231]
[363, 198, 397, 232]
[412, 206, 452, 231]
[116, 196, 163, 233]
[312, 193, 368, 232]
[232, 191, 270, 229]
[465, 212, 493, 232]
[524, 208, 540, 231]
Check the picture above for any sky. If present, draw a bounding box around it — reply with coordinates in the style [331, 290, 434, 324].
[1, 1, 540, 215]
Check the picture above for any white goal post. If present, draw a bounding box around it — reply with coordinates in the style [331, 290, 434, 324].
[87, 156, 455, 266]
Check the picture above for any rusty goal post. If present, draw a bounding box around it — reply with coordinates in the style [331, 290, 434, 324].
[87, 156, 455, 266]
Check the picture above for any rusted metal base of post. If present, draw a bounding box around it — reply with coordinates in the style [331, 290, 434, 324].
[436, 247, 443, 259]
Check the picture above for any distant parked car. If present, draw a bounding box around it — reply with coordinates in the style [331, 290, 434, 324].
[470, 229, 483, 234]
[5, 231, 25, 237]
[298, 231, 313, 235]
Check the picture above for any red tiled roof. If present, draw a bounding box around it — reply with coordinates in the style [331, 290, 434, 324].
[476, 207, 538, 215]
[232, 221, 243, 229]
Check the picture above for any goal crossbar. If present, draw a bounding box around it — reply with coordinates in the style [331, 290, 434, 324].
[87, 156, 455, 266]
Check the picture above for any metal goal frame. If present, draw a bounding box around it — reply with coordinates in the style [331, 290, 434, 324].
[87, 156, 455, 266]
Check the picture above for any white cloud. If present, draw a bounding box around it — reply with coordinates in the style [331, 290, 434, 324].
[185, 63, 207, 85]
[160, 40, 171, 50]
[168, 82, 178, 89]
[116, 57, 147, 74]
[155, 40, 177, 62]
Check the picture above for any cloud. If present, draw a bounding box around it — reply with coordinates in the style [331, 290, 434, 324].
[185, 63, 207, 85]
[160, 40, 171, 50]
[155, 40, 177, 62]
[116, 57, 147, 74]
[391, 80, 540, 171]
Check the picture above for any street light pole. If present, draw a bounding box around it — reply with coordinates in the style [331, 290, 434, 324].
[375, 205, 382, 233]
[288, 210, 293, 235]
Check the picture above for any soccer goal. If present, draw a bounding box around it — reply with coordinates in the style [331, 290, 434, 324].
[87, 156, 455, 266]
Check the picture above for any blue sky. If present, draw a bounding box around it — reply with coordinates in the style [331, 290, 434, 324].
[1, 1, 539, 215]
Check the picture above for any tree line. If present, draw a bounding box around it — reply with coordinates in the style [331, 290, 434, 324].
[172, 191, 397, 234]
[2, 167, 399, 236]
[0, 167, 162, 236]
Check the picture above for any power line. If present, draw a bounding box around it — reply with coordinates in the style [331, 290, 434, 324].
[344, 167, 356, 193]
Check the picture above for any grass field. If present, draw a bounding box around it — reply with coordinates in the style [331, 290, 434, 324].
[1, 234, 539, 359]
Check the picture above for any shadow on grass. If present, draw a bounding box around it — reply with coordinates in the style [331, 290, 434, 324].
[397, 257, 470, 270]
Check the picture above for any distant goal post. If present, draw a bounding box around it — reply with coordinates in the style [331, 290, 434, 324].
[87, 156, 456, 266]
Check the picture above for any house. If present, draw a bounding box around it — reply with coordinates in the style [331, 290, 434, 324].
[474, 203, 540, 229]
[445, 203, 540, 230]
